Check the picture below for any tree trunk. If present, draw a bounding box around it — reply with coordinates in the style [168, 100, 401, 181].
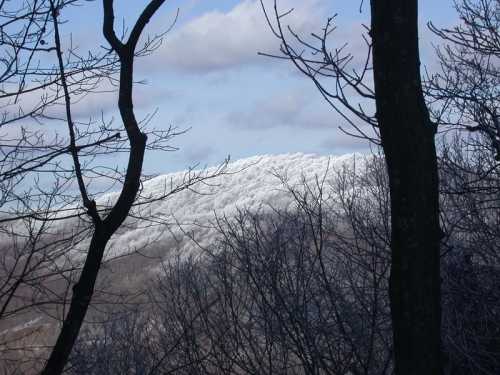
[41, 1, 163, 373]
[370, 1, 443, 374]
[40, 227, 109, 375]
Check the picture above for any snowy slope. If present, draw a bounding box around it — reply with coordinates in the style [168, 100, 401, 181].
[0, 153, 367, 342]
[97, 152, 364, 261]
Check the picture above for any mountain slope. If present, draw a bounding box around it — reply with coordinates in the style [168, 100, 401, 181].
[0, 153, 366, 355]
[102, 152, 363, 261]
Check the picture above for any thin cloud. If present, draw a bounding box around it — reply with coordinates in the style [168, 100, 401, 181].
[226, 89, 345, 130]
[320, 132, 372, 153]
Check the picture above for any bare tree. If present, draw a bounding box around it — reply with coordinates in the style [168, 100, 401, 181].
[0, 0, 127, 331]
[425, 3, 500, 372]
[260, 1, 443, 373]
[438, 138, 500, 375]
[427, 0, 500, 160]
[0, 0, 228, 373]
[39, 1, 169, 372]
[0, 3, 121, 369]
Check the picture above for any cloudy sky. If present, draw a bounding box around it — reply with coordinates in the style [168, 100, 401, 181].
[60, 0, 457, 174]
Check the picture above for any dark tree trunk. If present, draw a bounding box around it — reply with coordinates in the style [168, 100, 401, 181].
[40, 227, 110, 375]
[370, 1, 443, 374]
[41, 1, 164, 374]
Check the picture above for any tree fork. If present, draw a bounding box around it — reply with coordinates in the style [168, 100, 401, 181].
[41, 1, 164, 373]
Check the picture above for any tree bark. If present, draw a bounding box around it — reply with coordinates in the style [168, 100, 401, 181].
[370, 1, 443, 374]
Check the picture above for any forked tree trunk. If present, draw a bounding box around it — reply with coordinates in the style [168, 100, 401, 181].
[41, 1, 165, 374]
[370, 1, 443, 374]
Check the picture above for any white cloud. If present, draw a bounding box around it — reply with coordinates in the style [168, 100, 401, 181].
[155, 0, 327, 73]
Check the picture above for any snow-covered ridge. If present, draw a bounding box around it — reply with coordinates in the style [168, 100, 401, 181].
[97, 152, 365, 260]
[0, 153, 368, 346]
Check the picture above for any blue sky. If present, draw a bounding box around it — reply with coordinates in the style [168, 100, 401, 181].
[59, 0, 458, 174]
